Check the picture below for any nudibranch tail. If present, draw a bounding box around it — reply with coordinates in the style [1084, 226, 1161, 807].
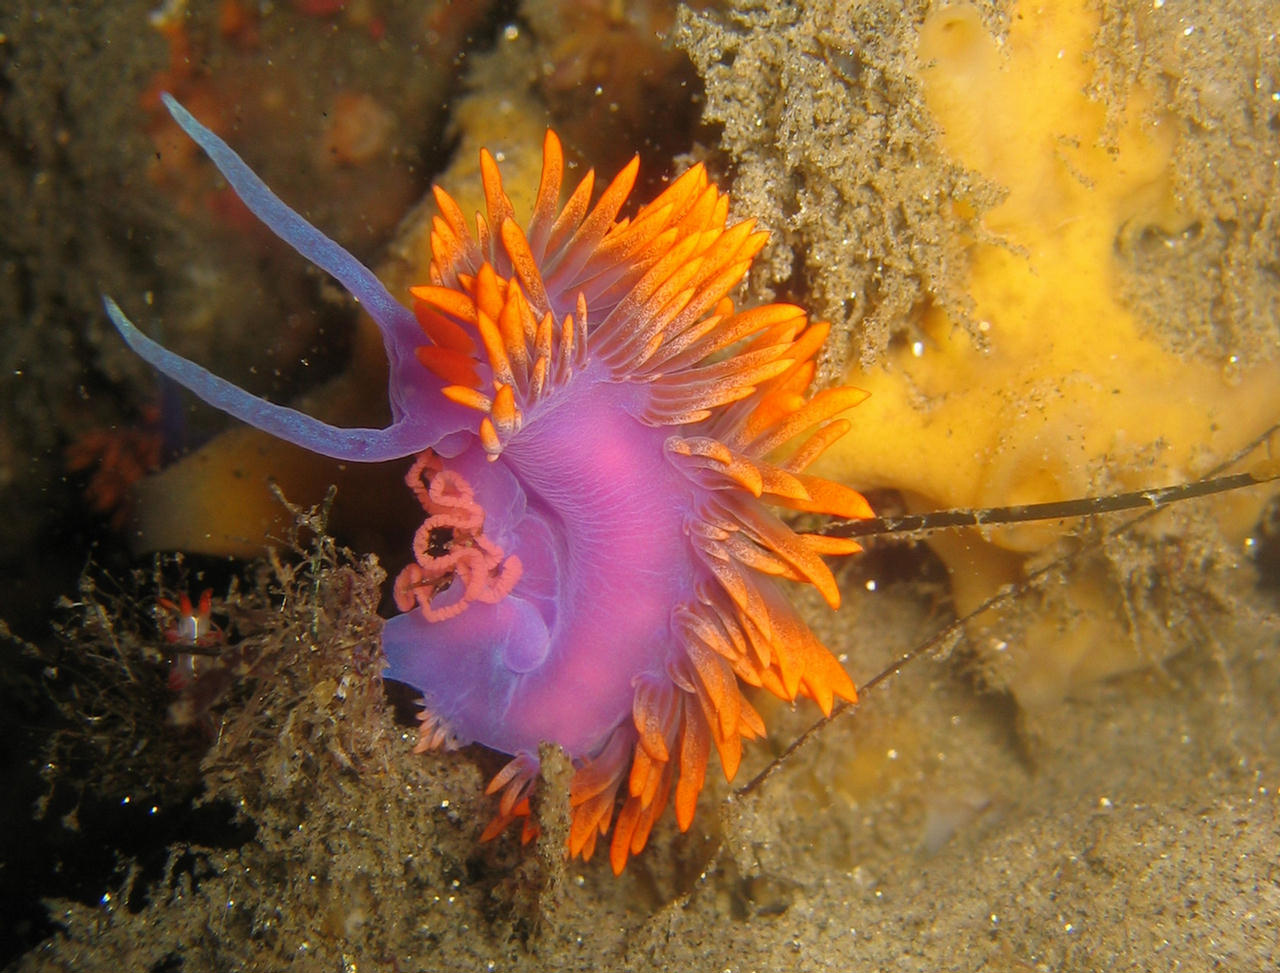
[109, 96, 874, 875]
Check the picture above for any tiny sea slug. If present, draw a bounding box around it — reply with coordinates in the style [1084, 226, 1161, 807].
[107, 95, 873, 872]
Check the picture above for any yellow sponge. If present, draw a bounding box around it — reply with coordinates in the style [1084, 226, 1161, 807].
[814, 0, 1280, 708]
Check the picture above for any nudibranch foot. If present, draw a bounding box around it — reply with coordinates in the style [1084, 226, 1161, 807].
[109, 96, 874, 874]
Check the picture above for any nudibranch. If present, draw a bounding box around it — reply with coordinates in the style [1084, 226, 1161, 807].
[107, 94, 873, 873]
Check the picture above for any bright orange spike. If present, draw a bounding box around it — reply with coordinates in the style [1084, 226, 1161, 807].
[478, 148, 515, 232]
[527, 129, 564, 250]
[490, 384, 519, 436]
[410, 284, 477, 325]
[475, 312, 513, 388]
[414, 345, 481, 388]
[439, 385, 492, 414]
[478, 417, 501, 457]
[499, 219, 551, 314]
[673, 712, 709, 833]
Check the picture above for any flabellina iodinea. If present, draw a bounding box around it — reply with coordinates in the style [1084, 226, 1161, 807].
[106, 94, 874, 874]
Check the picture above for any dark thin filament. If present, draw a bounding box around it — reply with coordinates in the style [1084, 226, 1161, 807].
[737, 421, 1280, 800]
[821, 468, 1279, 541]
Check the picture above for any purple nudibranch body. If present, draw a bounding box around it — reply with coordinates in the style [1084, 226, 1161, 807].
[106, 95, 873, 872]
